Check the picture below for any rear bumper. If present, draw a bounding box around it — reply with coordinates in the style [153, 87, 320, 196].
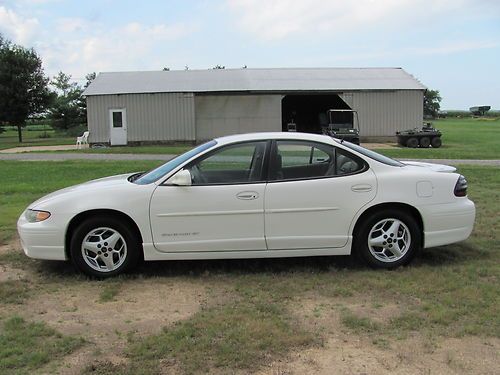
[17, 214, 67, 261]
[421, 198, 475, 248]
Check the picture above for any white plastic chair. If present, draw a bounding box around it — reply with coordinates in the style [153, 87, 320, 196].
[76, 131, 89, 149]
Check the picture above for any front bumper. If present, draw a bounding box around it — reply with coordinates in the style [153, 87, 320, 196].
[421, 198, 476, 248]
[17, 213, 67, 261]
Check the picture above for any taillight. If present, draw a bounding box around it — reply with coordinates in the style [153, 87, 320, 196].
[454, 175, 468, 197]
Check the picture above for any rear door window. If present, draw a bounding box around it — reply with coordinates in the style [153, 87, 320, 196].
[269, 141, 365, 181]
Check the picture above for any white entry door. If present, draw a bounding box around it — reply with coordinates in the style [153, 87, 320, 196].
[109, 109, 127, 145]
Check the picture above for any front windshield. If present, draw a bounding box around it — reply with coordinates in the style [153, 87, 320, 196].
[133, 140, 217, 185]
[340, 141, 404, 167]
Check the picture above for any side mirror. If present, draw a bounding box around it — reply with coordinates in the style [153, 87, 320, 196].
[166, 169, 192, 186]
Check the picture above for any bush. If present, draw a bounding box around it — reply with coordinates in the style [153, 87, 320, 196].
[37, 131, 51, 139]
[59, 124, 87, 137]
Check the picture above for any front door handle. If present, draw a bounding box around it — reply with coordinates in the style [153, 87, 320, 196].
[236, 191, 259, 200]
[351, 184, 372, 192]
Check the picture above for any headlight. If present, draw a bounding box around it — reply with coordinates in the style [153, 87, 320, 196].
[25, 209, 51, 223]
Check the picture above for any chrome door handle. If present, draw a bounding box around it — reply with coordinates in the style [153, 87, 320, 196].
[236, 191, 259, 200]
[351, 184, 372, 192]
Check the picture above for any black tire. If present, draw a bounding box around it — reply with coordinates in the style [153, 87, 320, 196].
[354, 209, 421, 269]
[70, 216, 141, 278]
[406, 137, 418, 148]
[431, 137, 442, 148]
[419, 137, 431, 148]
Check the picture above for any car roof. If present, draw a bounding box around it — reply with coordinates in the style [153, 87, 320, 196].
[214, 132, 336, 145]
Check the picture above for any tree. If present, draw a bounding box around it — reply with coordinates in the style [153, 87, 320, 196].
[48, 72, 86, 131]
[84, 72, 96, 88]
[0, 36, 51, 142]
[424, 89, 442, 118]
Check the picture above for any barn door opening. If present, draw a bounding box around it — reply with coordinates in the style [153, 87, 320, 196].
[281, 94, 351, 134]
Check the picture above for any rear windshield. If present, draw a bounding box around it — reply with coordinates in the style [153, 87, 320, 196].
[340, 141, 404, 167]
[133, 140, 217, 185]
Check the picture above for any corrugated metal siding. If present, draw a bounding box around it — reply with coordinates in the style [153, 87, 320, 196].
[87, 90, 423, 142]
[195, 94, 282, 141]
[86, 93, 195, 143]
[348, 90, 423, 137]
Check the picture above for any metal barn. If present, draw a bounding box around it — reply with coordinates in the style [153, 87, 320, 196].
[83, 68, 426, 145]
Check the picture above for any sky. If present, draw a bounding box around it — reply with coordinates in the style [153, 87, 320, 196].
[0, 0, 499, 109]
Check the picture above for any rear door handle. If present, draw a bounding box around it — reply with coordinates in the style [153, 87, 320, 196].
[236, 191, 259, 200]
[351, 184, 372, 192]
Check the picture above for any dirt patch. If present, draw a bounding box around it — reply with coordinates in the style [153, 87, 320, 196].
[290, 294, 404, 334]
[0, 238, 19, 254]
[259, 335, 499, 375]
[0, 144, 81, 153]
[49, 278, 207, 374]
[263, 295, 500, 375]
[0, 264, 27, 282]
[0, 239, 210, 374]
[0, 239, 27, 281]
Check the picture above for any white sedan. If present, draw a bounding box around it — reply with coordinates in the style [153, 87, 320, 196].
[17, 132, 476, 277]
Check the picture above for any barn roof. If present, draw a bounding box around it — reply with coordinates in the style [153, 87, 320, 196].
[83, 67, 426, 96]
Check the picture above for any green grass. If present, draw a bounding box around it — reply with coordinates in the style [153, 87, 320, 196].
[61, 144, 192, 155]
[377, 118, 500, 159]
[0, 280, 30, 304]
[123, 302, 315, 374]
[98, 281, 122, 302]
[0, 316, 84, 374]
[341, 310, 381, 333]
[0, 160, 161, 244]
[0, 129, 74, 150]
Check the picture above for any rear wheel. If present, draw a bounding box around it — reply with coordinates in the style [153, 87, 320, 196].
[354, 209, 421, 269]
[70, 216, 141, 278]
[406, 137, 418, 148]
[431, 137, 442, 148]
[419, 137, 431, 148]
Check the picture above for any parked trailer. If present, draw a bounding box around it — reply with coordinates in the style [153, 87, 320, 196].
[396, 123, 442, 148]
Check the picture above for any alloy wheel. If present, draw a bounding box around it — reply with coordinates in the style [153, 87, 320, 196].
[367, 218, 411, 263]
[81, 227, 128, 272]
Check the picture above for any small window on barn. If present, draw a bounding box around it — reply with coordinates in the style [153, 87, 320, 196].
[112, 111, 123, 128]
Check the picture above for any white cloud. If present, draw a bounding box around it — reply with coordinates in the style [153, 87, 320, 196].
[225, 0, 492, 40]
[122, 22, 195, 41]
[407, 40, 500, 55]
[0, 5, 197, 79]
[56, 17, 90, 33]
[39, 20, 197, 79]
[328, 40, 499, 63]
[19, 0, 62, 4]
[0, 6, 40, 45]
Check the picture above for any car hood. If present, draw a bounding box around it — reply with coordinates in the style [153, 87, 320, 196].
[30, 173, 135, 208]
[402, 161, 457, 173]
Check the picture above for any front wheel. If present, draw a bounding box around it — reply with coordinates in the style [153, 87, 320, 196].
[354, 210, 421, 269]
[70, 216, 141, 278]
[431, 137, 442, 148]
[419, 137, 431, 148]
[406, 137, 418, 148]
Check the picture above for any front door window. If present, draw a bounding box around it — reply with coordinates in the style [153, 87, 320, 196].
[187, 141, 267, 185]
